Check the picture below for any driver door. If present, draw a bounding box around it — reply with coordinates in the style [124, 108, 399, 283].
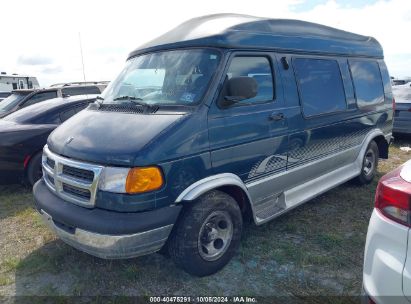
[208, 53, 288, 183]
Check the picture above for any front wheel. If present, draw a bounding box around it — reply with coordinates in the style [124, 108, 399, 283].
[355, 141, 379, 185]
[168, 190, 243, 276]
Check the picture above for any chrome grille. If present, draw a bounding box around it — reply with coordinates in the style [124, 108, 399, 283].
[47, 175, 55, 185]
[46, 157, 55, 169]
[63, 184, 91, 200]
[42, 145, 103, 208]
[62, 166, 94, 182]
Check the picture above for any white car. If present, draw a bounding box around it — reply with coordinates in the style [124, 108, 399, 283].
[363, 159, 411, 303]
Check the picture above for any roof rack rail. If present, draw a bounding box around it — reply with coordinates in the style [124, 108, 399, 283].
[50, 81, 110, 87]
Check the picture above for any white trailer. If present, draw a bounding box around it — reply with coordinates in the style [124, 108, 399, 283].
[0, 72, 40, 92]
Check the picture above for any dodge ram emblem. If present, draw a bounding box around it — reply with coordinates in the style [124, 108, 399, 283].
[65, 137, 74, 145]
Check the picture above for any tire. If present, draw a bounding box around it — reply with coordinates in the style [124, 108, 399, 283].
[168, 190, 243, 277]
[355, 140, 379, 185]
[26, 152, 43, 186]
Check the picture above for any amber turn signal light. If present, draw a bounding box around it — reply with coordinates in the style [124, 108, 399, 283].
[125, 167, 163, 194]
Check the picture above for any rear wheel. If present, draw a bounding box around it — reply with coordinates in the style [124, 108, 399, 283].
[355, 141, 379, 185]
[168, 190, 242, 276]
[26, 152, 43, 186]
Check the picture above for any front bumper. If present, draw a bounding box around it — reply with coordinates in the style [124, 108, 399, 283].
[33, 179, 182, 259]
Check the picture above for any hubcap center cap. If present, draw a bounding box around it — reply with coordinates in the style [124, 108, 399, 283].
[207, 228, 218, 241]
[198, 211, 234, 262]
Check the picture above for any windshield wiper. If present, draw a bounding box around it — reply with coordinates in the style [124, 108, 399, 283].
[113, 95, 143, 102]
[112, 95, 157, 111]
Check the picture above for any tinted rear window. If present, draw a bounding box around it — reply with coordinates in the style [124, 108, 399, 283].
[62, 86, 101, 96]
[23, 91, 58, 106]
[349, 60, 384, 107]
[293, 58, 347, 117]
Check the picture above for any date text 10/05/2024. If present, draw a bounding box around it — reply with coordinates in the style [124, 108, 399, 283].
[149, 297, 257, 303]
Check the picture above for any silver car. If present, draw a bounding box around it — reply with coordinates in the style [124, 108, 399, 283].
[393, 83, 411, 135]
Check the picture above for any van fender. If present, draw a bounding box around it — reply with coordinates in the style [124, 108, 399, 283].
[175, 173, 252, 203]
[355, 128, 387, 169]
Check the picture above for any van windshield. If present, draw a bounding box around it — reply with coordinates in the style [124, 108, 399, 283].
[101, 49, 221, 106]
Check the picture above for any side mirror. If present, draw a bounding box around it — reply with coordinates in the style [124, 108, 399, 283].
[220, 76, 258, 107]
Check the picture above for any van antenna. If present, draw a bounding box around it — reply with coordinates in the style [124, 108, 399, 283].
[78, 32, 86, 82]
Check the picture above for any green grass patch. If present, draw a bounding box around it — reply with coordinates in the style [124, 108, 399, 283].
[0, 273, 14, 286]
[17, 253, 56, 275]
[1, 256, 20, 273]
[0, 185, 33, 218]
[37, 283, 59, 296]
[316, 233, 344, 250]
[16, 243, 74, 275]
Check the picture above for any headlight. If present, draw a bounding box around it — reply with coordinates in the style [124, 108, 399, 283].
[99, 167, 129, 193]
[99, 166, 164, 194]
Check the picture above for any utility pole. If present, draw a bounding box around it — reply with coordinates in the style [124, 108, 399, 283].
[79, 32, 86, 82]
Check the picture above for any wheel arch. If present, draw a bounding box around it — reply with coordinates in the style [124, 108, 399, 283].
[24, 149, 43, 170]
[373, 134, 389, 159]
[356, 129, 389, 167]
[175, 173, 253, 219]
[24, 149, 43, 183]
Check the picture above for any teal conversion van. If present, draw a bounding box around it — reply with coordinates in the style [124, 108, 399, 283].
[34, 14, 393, 276]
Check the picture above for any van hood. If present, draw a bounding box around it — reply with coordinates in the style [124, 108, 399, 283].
[47, 109, 186, 166]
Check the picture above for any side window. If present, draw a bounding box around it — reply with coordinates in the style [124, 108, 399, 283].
[62, 86, 101, 96]
[349, 60, 384, 107]
[12, 83, 17, 90]
[23, 91, 58, 107]
[293, 58, 347, 117]
[226, 56, 274, 104]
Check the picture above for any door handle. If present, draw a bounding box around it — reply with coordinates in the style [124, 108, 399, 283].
[269, 112, 285, 121]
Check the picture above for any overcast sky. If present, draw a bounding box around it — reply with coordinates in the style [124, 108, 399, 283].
[1, 0, 410, 86]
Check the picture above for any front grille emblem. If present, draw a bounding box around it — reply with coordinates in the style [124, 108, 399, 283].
[65, 137, 74, 145]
